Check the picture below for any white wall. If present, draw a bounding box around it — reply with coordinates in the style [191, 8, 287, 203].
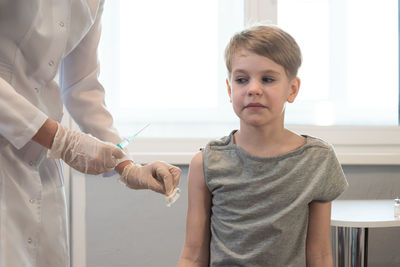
[85, 166, 188, 267]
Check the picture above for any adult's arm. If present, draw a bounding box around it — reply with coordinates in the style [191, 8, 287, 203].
[59, 0, 121, 146]
[0, 76, 48, 149]
[31, 118, 58, 149]
[58, 1, 182, 183]
[59, 0, 132, 173]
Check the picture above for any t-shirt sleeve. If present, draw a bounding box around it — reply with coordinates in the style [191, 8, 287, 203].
[313, 146, 348, 202]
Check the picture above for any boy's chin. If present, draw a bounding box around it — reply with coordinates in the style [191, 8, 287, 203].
[241, 117, 282, 128]
[242, 120, 269, 127]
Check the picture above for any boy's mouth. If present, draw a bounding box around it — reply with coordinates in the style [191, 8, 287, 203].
[244, 102, 267, 109]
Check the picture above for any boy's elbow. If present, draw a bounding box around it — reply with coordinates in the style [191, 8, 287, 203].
[306, 249, 333, 267]
[179, 244, 209, 267]
[178, 257, 209, 267]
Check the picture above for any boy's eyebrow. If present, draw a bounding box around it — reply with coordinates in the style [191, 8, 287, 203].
[262, 70, 281, 76]
[232, 69, 281, 76]
[231, 69, 247, 76]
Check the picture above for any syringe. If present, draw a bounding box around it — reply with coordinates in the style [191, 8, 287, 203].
[117, 123, 151, 149]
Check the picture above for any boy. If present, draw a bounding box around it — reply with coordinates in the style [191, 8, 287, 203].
[178, 25, 348, 266]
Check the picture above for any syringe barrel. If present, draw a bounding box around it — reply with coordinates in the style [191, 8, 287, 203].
[117, 138, 129, 149]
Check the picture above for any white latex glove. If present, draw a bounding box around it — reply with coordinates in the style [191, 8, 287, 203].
[119, 161, 181, 195]
[48, 123, 127, 175]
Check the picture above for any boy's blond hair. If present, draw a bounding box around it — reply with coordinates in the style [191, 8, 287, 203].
[224, 25, 302, 79]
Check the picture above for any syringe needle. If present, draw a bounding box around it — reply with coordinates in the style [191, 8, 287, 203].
[129, 123, 151, 141]
[117, 123, 151, 149]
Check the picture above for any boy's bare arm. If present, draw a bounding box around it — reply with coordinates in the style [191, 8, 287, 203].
[179, 151, 211, 267]
[306, 201, 333, 267]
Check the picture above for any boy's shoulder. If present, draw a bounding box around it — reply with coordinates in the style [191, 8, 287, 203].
[189, 150, 204, 171]
[192, 131, 233, 165]
[301, 135, 340, 161]
[205, 130, 236, 151]
[303, 135, 335, 151]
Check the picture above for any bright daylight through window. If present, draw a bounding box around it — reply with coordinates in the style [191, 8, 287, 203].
[99, 0, 398, 139]
[280, 0, 398, 126]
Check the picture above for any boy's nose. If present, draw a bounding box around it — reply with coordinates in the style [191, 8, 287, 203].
[247, 81, 263, 96]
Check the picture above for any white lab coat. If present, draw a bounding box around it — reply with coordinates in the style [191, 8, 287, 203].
[0, 1, 122, 266]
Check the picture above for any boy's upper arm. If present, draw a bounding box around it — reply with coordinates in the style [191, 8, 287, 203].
[188, 150, 209, 196]
[306, 201, 333, 266]
[180, 151, 211, 265]
[187, 150, 211, 234]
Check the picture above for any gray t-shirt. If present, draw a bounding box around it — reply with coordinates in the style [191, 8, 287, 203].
[203, 131, 348, 267]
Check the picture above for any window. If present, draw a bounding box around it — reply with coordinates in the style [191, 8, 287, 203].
[98, 0, 400, 164]
[99, 0, 244, 138]
[279, 0, 399, 126]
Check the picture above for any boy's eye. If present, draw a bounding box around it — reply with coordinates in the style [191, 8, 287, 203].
[235, 77, 248, 84]
[262, 77, 274, 83]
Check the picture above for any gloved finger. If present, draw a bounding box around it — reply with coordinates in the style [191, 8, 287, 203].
[101, 145, 125, 169]
[168, 166, 181, 188]
[111, 146, 126, 159]
[104, 155, 119, 169]
[155, 164, 175, 195]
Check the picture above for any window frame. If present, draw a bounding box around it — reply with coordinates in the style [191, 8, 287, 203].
[129, 126, 400, 165]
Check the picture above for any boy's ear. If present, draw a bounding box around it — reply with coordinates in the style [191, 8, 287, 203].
[287, 77, 300, 103]
[226, 79, 232, 102]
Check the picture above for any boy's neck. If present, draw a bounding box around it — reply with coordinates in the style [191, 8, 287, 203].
[234, 123, 305, 158]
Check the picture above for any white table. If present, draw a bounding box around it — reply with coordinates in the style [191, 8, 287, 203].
[331, 200, 400, 267]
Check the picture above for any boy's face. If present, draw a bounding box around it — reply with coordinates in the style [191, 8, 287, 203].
[227, 49, 300, 128]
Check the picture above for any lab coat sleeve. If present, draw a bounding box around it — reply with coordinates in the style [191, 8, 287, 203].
[59, 0, 122, 144]
[0, 77, 48, 149]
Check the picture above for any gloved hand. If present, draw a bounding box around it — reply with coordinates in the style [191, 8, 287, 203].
[119, 161, 181, 195]
[48, 123, 127, 175]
